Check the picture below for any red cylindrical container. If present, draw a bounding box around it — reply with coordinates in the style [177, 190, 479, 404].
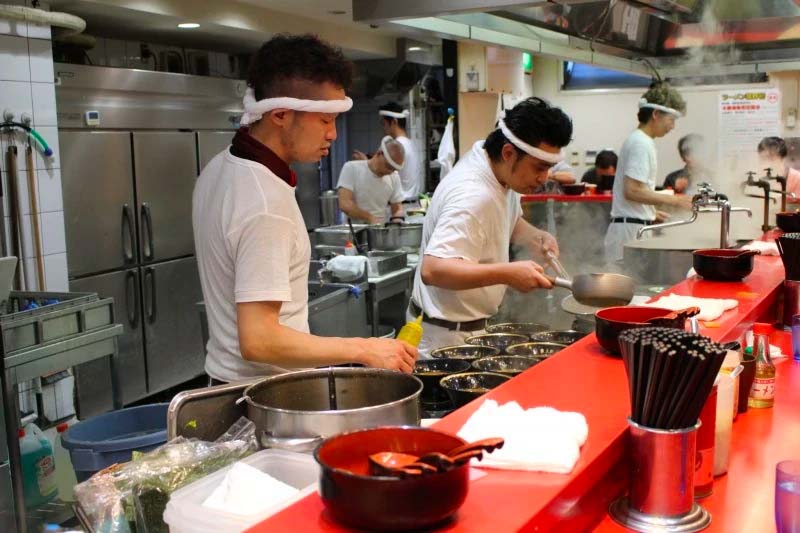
[694, 385, 718, 499]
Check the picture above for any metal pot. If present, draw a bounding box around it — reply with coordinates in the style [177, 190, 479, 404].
[314, 224, 368, 247]
[367, 223, 423, 252]
[242, 368, 422, 452]
[319, 190, 341, 226]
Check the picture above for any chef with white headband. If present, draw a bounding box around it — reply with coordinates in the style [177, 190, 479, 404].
[193, 34, 417, 384]
[337, 136, 406, 224]
[379, 102, 422, 202]
[409, 97, 573, 356]
[603, 82, 694, 270]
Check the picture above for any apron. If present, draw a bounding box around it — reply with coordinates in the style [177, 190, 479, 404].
[406, 310, 486, 359]
[604, 222, 647, 271]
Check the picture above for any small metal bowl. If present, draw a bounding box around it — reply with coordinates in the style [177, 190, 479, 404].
[464, 333, 530, 353]
[471, 355, 540, 377]
[529, 330, 585, 345]
[504, 342, 567, 359]
[485, 322, 549, 339]
[439, 372, 510, 408]
[429, 345, 501, 360]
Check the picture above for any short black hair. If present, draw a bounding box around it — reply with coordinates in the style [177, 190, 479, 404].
[379, 102, 406, 129]
[758, 136, 787, 158]
[247, 34, 353, 100]
[595, 150, 618, 169]
[484, 97, 573, 162]
[678, 134, 703, 159]
[637, 107, 654, 125]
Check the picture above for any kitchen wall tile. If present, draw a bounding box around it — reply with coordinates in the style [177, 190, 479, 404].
[40, 211, 65, 255]
[0, 79, 33, 123]
[44, 252, 68, 291]
[26, 1, 52, 41]
[32, 126, 59, 169]
[0, 35, 30, 81]
[28, 38, 54, 83]
[36, 167, 62, 212]
[0, 129, 30, 171]
[22, 256, 45, 290]
[31, 81, 57, 126]
[0, 0, 27, 37]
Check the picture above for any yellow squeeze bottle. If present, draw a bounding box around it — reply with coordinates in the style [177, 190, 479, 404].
[396, 315, 424, 347]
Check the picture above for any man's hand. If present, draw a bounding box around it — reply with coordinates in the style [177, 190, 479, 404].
[674, 177, 689, 194]
[537, 230, 560, 257]
[655, 210, 671, 224]
[356, 338, 417, 373]
[367, 214, 381, 224]
[673, 194, 694, 211]
[503, 261, 553, 292]
[352, 150, 367, 161]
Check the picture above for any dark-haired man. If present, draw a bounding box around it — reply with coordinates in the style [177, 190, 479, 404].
[663, 134, 705, 194]
[193, 34, 417, 383]
[603, 83, 694, 268]
[338, 136, 405, 224]
[582, 150, 618, 188]
[409, 97, 572, 355]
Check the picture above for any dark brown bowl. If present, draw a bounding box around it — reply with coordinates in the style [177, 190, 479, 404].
[529, 330, 584, 345]
[561, 183, 587, 195]
[776, 212, 800, 233]
[594, 306, 682, 356]
[439, 372, 511, 408]
[314, 426, 469, 531]
[414, 359, 473, 403]
[429, 344, 501, 360]
[504, 341, 567, 359]
[471, 355, 540, 377]
[464, 333, 530, 353]
[485, 322, 549, 339]
[693, 248, 758, 282]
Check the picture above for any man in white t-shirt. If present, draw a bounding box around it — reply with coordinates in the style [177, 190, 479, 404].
[192, 35, 416, 383]
[338, 136, 405, 224]
[409, 98, 573, 355]
[604, 82, 694, 268]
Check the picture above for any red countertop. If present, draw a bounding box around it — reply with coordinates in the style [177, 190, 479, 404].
[247, 254, 788, 533]
[521, 193, 612, 203]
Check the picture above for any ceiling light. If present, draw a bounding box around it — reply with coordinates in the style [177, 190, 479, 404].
[407, 46, 424, 52]
[178, 22, 200, 29]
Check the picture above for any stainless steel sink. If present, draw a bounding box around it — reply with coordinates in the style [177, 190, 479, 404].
[307, 281, 370, 338]
[365, 251, 407, 277]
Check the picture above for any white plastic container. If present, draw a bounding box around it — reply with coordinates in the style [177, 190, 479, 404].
[714, 365, 744, 476]
[163, 449, 319, 533]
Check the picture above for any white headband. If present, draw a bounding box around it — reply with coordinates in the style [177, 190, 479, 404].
[638, 98, 682, 117]
[379, 109, 410, 119]
[240, 87, 353, 126]
[497, 119, 564, 164]
[380, 135, 405, 170]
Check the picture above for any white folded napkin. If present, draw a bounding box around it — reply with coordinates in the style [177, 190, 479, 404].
[457, 400, 588, 474]
[323, 255, 367, 281]
[643, 294, 738, 322]
[741, 240, 779, 256]
[203, 462, 299, 516]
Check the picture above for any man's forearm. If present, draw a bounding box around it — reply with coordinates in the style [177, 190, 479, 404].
[420, 255, 509, 290]
[510, 218, 543, 249]
[241, 322, 367, 368]
[341, 204, 374, 222]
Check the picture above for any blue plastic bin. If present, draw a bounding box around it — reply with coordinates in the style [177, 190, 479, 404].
[62, 403, 169, 481]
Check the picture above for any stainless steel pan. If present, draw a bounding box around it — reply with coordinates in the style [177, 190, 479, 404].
[550, 273, 635, 307]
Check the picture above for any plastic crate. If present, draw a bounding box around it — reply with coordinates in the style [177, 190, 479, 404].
[1, 291, 115, 355]
[163, 449, 319, 533]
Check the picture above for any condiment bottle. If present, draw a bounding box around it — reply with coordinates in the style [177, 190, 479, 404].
[397, 315, 424, 347]
[748, 323, 776, 409]
[344, 241, 357, 256]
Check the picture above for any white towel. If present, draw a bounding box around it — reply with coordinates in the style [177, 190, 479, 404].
[203, 462, 299, 516]
[436, 118, 456, 179]
[643, 294, 738, 322]
[457, 400, 588, 474]
[323, 255, 367, 281]
[741, 240, 779, 256]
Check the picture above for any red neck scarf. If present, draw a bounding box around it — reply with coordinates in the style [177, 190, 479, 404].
[230, 127, 297, 187]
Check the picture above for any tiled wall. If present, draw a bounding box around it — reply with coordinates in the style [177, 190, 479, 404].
[0, 1, 68, 291]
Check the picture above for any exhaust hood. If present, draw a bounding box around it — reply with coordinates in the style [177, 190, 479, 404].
[353, 0, 800, 77]
[350, 38, 441, 99]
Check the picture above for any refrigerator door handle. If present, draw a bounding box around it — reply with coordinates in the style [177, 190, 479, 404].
[122, 203, 135, 263]
[144, 266, 157, 323]
[125, 270, 138, 327]
[141, 202, 154, 261]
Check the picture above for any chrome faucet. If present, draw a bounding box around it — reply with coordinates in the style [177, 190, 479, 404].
[741, 170, 796, 231]
[636, 183, 752, 248]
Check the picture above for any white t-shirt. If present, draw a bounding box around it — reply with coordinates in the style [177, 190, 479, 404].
[396, 135, 421, 200]
[412, 141, 522, 322]
[193, 149, 311, 382]
[337, 160, 404, 223]
[610, 128, 657, 221]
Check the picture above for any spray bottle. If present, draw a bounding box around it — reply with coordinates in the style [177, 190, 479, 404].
[396, 315, 424, 347]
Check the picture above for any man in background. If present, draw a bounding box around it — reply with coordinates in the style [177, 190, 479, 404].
[582, 150, 618, 188]
[757, 136, 800, 197]
[663, 134, 705, 194]
[338, 136, 405, 224]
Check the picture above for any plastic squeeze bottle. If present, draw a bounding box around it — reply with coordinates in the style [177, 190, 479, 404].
[396, 315, 424, 347]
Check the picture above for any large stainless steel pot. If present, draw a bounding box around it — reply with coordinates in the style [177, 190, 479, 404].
[314, 224, 368, 247]
[242, 368, 422, 452]
[367, 223, 423, 252]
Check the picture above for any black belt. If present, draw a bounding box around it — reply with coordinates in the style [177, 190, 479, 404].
[610, 217, 654, 225]
[409, 301, 488, 332]
[402, 199, 418, 204]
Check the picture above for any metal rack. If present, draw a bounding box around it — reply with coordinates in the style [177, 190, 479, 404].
[0, 290, 123, 532]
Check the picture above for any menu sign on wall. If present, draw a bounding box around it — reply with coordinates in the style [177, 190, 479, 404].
[717, 88, 781, 169]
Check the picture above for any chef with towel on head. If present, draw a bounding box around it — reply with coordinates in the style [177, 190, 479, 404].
[409, 97, 573, 356]
[192, 34, 417, 383]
